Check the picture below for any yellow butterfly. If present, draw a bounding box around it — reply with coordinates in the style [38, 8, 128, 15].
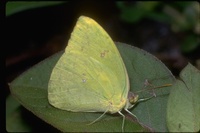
[48, 16, 169, 132]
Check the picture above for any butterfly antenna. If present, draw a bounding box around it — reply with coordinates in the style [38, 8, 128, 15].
[135, 83, 172, 94]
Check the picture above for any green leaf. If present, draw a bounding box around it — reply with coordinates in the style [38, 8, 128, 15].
[167, 63, 200, 132]
[118, 42, 175, 132]
[6, 1, 65, 17]
[10, 42, 175, 132]
[6, 95, 32, 132]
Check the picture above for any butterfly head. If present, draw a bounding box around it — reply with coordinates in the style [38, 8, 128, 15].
[125, 91, 139, 109]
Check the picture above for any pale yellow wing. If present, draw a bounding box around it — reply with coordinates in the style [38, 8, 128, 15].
[48, 16, 129, 113]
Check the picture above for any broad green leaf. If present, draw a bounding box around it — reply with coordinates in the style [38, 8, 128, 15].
[167, 63, 200, 132]
[118, 43, 175, 132]
[6, 1, 65, 16]
[10, 42, 174, 132]
[6, 95, 32, 132]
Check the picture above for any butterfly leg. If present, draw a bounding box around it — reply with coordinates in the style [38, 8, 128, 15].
[118, 111, 125, 132]
[137, 95, 155, 103]
[87, 109, 108, 125]
[123, 96, 155, 126]
[124, 109, 140, 124]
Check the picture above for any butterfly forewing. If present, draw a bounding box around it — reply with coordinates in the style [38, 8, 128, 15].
[48, 16, 129, 113]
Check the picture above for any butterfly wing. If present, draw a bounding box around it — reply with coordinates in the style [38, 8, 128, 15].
[48, 16, 129, 113]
